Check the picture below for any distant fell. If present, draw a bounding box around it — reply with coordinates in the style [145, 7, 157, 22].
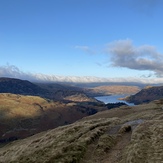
[0, 77, 95, 102]
[0, 77, 51, 99]
[85, 85, 140, 96]
[125, 85, 163, 104]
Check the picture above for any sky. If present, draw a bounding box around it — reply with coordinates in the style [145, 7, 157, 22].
[1, 0, 163, 84]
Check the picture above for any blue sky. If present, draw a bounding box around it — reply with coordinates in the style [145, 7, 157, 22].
[1, 0, 163, 83]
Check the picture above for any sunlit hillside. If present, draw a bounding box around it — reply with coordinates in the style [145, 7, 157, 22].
[0, 93, 106, 145]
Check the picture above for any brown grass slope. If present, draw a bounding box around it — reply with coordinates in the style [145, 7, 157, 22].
[0, 99, 163, 163]
[0, 93, 106, 144]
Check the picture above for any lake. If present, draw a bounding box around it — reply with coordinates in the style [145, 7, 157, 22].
[95, 94, 135, 106]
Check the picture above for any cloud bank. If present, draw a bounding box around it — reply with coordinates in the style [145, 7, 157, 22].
[1, 64, 163, 84]
[106, 39, 163, 77]
[1, 39, 163, 84]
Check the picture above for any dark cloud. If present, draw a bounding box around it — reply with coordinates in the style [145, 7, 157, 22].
[106, 39, 163, 77]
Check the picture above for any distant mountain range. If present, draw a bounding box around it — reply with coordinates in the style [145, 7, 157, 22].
[2, 77, 163, 105]
[0, 77, 141, 101]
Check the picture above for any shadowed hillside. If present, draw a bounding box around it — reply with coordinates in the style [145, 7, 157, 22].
[125, 85, 163, 104]
[0, 99, 162, 162]
[0, 77, 98, 102]
[0, 77, 52, 99]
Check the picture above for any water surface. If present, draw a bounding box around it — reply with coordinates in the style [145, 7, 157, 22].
[95, 94, 134, 106]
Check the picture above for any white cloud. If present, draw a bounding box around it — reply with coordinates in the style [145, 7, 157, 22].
[105, 39, 163, 77]
[75, 45, 96, 54]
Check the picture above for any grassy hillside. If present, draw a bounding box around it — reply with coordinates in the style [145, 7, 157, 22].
[0, 99, 162, 163]
[0, 93, 106, 144]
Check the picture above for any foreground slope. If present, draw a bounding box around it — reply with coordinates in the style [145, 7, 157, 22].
[0, 99, 162, 163]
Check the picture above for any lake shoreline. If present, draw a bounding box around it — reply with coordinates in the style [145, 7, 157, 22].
[95, 94, 135, 106]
